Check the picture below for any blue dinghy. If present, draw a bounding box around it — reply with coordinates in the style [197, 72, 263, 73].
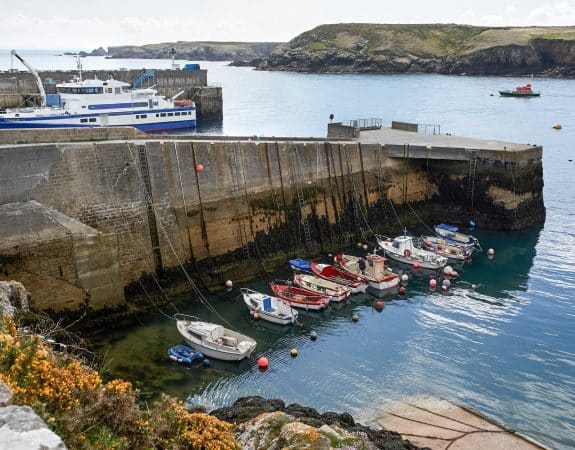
[168, 345, 204, 364]
[289, 258, 312, 272]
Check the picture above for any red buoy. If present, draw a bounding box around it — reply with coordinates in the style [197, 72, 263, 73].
[195, 164, 204, 172]
[429, 279, 437, 289]
[374, 300, 384, 310]
[257, 357, 268, 369]
[471, 284, 477, 290]
[399, 286, 406, 295]
[412, 261, 420, 269]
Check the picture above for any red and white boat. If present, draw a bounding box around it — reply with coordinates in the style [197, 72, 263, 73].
[293, 273, 351, 303]
[335, 253, 400, 290]
[269, 281, 329, 311]
[310, 261, 368, 294]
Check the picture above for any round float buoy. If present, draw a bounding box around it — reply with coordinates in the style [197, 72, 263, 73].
[401, 273, 409, 283]
[195, 163, 204, 172]
[225, 279, 233, 289]
[471, 284, 477, 290]
[253, 312, 260, 321]
[310, 331, 318, 341]
[450, 271, 458, 278]
[412, 261, 420, 269]
[442, 279, 451, 289]
[374, 300, 384, 311]
[399, 286, 406, 295]
[351, 313, 359, 322]
[362, 244, 368, 251]
[488, 248, 495, 256]
[429, 279, 437, 289]
[443, 265, 453, 275]
[290, 348, 298, 358]
[553, 124, 562, 130]
[202, 358, 210, 367]
[404, 249, 411, 257]
[328, 253, 333, 258]
[357, 242, 363, 248]
[257, 357, 269, 369]
[441, 285, 448, 292]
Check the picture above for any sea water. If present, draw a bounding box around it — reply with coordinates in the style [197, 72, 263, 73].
[3, 53, 574, 448]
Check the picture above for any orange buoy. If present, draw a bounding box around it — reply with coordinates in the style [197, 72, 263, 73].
[195, 164, 204, 172]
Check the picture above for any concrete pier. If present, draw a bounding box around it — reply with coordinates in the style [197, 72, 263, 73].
[0, 125, 544, 312]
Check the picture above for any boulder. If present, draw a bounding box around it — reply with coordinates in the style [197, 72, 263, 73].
[0, 405, 66, 450]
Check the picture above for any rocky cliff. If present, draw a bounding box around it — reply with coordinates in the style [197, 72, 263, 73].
[104, 41, 282, 62]
[257, 24, 575, 76]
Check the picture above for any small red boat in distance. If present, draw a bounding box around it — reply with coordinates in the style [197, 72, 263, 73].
[499, 83, 540, 97]
[310, 261, 368, 294]
[270, 281, 329, 310]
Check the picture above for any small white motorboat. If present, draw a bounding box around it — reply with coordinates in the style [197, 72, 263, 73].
[335, 252, 400, 290]
[422, 236, 473, 261]
[293, 273, 351, 302]
[175, 314, 257, 361]
[434, 224, 481, 251]
[240, 288, 298, 325]
[377, 234, 448, 270]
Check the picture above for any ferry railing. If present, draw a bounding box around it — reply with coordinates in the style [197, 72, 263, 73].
[342, 118, 382, 130]
[419, 123, 441, 135]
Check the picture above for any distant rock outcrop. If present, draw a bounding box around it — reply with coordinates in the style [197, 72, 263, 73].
[257, 23, 575, 76]
[105, 41, 282, 63]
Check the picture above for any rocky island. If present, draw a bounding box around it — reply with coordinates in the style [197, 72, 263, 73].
[256, 23, 575, 76]
[101, 41, 282, 62]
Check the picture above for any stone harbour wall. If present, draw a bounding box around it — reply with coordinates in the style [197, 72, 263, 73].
[0, 134, 544, 311]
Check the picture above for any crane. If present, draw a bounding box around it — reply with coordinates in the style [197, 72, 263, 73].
[10, 50, 47, 107]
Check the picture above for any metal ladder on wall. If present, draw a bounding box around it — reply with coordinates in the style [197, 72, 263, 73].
[292, 144, 312, 246]
[229, 143, 251, 260]
[375, 148, 398, 235]
[466, 151, 479, 215]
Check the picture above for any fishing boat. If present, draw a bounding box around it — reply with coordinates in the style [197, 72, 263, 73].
[0, 51, 196, 132]
[289, 258, 313, 273]
[422, 236, 473, 261]
[335, 253, 400, 290]
[377, 234, 448, 270]
[310, 261, 368, 294]
[434, 224, 481, 250]
[293, 273, 351, 302]
[167, 345, 204, 364]
[175, 314, 256, 361]
[499, 84, 540, 97]
[269, 281, 329, 310]
[240, 288, 298, 325]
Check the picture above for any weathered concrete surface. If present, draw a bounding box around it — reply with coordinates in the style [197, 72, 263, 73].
[0, 129, 544, 311]
[0, 201, 124, 311]
[371, 397, 549, 450]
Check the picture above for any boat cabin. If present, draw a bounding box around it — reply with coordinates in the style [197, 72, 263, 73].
[365, 253, 389, 279]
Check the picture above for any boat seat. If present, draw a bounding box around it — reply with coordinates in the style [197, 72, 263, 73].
[222, 336, 237, 346]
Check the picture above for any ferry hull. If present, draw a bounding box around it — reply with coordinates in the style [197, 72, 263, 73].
[0, 119, 196, 132]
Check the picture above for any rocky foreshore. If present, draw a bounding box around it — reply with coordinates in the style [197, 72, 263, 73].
[211, 396, 422, 449]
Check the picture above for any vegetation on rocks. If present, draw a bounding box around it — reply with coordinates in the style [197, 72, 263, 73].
[0, 315, 240, 450]
[258, 23, 575, 75]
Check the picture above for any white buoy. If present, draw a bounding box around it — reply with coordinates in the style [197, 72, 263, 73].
[443, 265, 453, 275]
[442, 279, 451, 289]
[362, 244, 368, 251]
[401, 274, 409, 283]
[225, 279, 233, 289]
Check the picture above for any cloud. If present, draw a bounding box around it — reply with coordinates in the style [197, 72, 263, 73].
[526, 1, 575, 25]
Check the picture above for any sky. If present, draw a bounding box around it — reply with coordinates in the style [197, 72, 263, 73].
[2, 0, 575, 50]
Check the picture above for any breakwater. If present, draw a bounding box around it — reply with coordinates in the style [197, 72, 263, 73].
[0, 126, 544, 312]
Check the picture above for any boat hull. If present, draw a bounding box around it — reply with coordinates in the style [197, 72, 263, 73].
[292, 274, 350, 303]
[499, 91, 540, 97]
[241, 289, 298, 325]
[310, 262, 368, 294]
[176, 320, 256, 361]
[270, 283, 329, 310]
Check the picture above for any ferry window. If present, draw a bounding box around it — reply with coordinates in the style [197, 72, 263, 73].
[156, 113, 159, 117]
[160, 113, 166, 117]
[89, 118, 96, 122]
[80, 118, 88, 123]
[136, 115, 139, 119]
[106, 88, 113, 94]
[114, 88, 121, 94]
[175, 112, 180, 116]
[82, 105, 86, 108]
[167, 113, 173, 117]
[148, 99, 153, 109]
[140, 114, 147, 119]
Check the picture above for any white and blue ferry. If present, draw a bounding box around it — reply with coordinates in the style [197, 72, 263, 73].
[0, 77, 196, 132]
